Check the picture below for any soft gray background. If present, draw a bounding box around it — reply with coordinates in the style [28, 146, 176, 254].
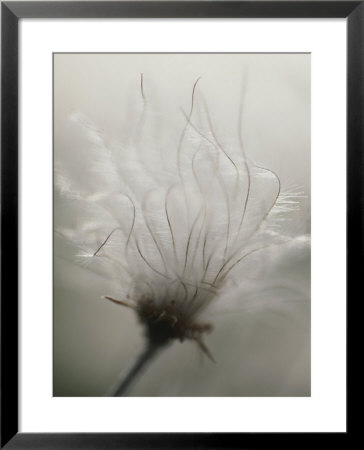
[54, 53, 310, 396]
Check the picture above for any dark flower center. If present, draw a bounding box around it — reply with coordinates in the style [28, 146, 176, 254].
[137, 298, 213, 359]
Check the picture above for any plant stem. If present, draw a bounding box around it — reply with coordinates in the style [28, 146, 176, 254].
[108, 341, 164, 397]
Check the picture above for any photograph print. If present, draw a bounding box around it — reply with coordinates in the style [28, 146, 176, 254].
[54, 53, 310, 397]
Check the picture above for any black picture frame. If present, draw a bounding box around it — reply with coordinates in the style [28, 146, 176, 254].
[1, 1, 357, 448]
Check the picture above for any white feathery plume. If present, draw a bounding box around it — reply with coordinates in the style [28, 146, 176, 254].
[55, 75, 310, 395]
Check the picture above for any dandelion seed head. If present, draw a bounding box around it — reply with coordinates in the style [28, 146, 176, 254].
[55, 75, 309, 357]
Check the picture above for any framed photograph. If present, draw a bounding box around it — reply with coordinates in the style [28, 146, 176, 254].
[1, 1, 355, 448]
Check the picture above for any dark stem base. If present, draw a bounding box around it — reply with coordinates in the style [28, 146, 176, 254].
[108, 341, 165, 397]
